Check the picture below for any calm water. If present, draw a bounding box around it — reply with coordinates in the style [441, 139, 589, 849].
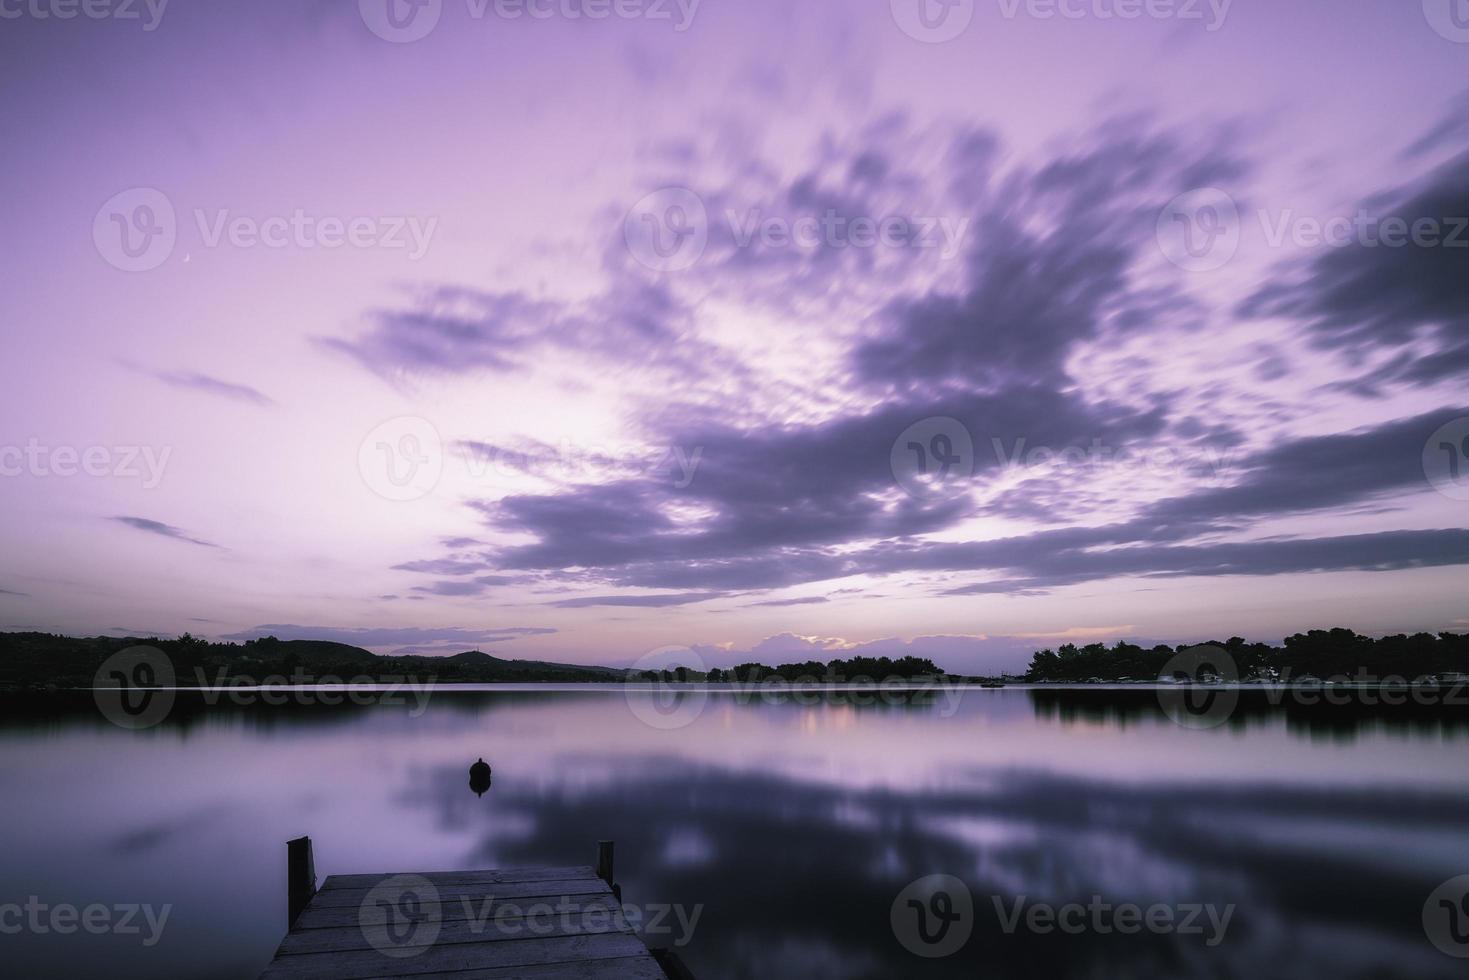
[2, 686, 1468, 979]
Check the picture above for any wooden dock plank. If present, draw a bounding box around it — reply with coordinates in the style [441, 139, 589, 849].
[258, 932, 655, 979]
[277, 902, 632, 955]
[391, 956, 669, 980]
[259, 840, 669, 980]
[291, 892, 623, 932]
[300, 877, 612, 910]
[319, 867, 594, 890]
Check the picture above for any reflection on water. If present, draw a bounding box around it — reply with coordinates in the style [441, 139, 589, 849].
[1, 688, 1466, 979]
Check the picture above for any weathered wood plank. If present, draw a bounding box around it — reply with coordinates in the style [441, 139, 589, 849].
[389, 956, 669, 980]
[300, 878, 612, 911]
[319, 867, 594, 891]
[276, 903, 631, 956]
[291, 892, 624, 932]
[257, 932, 654, 979]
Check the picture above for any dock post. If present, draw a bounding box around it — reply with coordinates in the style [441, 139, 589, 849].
[596, 840, 615, 886]
[287, 836, 316, 928]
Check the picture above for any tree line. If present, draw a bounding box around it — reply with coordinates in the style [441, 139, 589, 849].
[1024, 628, 1469, 682]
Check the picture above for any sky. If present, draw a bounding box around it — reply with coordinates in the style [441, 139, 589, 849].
[1, 0, 1467, 673]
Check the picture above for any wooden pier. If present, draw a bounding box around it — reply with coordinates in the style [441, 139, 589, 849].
[259, 838, 683, 979]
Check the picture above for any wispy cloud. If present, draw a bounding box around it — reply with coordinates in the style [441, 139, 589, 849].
[548, 592, 727, 608]
[112, 517, 219, 549]
[153, 370, 273, 406]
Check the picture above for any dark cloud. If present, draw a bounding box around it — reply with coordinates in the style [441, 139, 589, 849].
[410, 576, 518, 597]
[112, 517, 219, 548]
[477, 405, 1469, 596]
[745, 596, 829, 607]
[1241, 149, 1469, 385]
[392, 558, 492, 576]
[322, 280, 722, 383]
[1143, 407, 1469, 527]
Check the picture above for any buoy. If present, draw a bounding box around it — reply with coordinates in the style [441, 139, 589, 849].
[469, 757, 493, 797]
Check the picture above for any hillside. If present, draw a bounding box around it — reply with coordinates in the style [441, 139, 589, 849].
[0, 631, 629, 690]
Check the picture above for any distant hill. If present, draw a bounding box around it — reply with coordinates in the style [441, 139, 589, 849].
[0, 631, 630, 690]
[443, 650, 625, 679]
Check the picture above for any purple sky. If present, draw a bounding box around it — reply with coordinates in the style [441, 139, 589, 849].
[2, 0, 1468, 672]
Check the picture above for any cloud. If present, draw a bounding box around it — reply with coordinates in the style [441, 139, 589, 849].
[745, 596, 829, 607]
[153, 371, 274, 406]
[410, 576, 518, 597]
[112, 517, 219, 549]
[392, 558, 493, 576]
[322, 281, 721, 385]
[1241, 148, 1469, 386]
[548, 592, 728, 608]
[384, 113, 1469, 616]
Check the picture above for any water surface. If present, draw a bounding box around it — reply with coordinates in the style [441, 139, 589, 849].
[2, 686, 1467, 978]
